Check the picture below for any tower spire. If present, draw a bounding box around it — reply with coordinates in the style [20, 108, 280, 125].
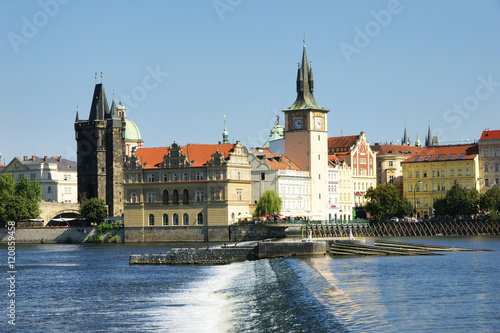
[222, 115, 229, 144]
[285, 41, 324, 110]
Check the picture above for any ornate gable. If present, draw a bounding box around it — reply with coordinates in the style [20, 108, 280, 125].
[158, 142, 191, 168]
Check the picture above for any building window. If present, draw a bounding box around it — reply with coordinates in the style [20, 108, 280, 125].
[423, 171, 427, 178]
[64, 174, 71, 181]
[196, 172, 204, 180]
[31, 173, 36, 180]
[485, 179, 489, 186]
[432, 183, 437, 191]
[183, 173, 188, 181]
[183, 213, 189, 225]
[423, 198, 428, 207]
[389, 175, 394, 184]
[197, 213, 203, 225]
[147, 193, 156, 203]
[408, 184, 412, 192]
[466, 182, 471, 190]
[173, 214, 179, 225]
[172, 173, 178, 181]
[495, 178, 499, 185]
[432, 170, 436, 178]
[131, 193, 137, 203]
[149, 214, 155, 226]
[172, 189, 179, 204]
[64, 187, 72, 194]
[441, 183, 446, 191]
[415, 171, 420, 178]
[163, 214, 168, 225]
[237, 191, 242, 201]
[163, 190, 169, 205]
[423, 183, 427, 191]
[441, 170, 445, 177]
[196, 192, 204, 202]
[466, 168, 470, 176]
[389, 161, 393, 167]
[47, 186, 52, 193]
[182, 189, 189, 204]
[261, 173, 265, 180]
[48, 173, 52, 180]
[458, 169, 462, 176]
[496, 164, 499, 172]
[408, 171, 412, 178]
[485, 164, 489, 172]
[163, 173, 168, 182]
[449, 169, 454, 176]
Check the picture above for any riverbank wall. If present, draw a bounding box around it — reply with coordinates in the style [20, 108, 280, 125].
[124, 225, 287, 242]
[0, 227, 109, 243]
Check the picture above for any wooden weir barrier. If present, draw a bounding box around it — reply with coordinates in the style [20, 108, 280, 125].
[302, 220, 500, 238]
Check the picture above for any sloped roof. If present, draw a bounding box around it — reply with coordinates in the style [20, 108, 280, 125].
[371, 144, 425, 156]
[402, 144, 478, 163]
[328, 135, 358, 149]
[248, 148, 302, 171]
[480, 130, 500, 140]
[134, 144, 236, 169]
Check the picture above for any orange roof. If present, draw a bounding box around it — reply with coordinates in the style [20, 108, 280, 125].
[249, 149, 302, 171]
[134, 143, 236, 169]
[328, 154, 343, 163]
[328, 135, 358, 149]
[371, 144, 425, 156]
[402, 144, 478, 163]
[480, 130, 500, 140]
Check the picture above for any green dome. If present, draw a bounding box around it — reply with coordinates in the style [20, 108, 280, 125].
[125, 118, 142, 142]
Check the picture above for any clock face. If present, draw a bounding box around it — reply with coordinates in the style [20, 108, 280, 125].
[293, 118, 303, 130]
[315, 117, 322, 130]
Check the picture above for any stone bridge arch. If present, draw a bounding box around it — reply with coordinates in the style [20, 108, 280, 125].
[39, 202, 80, 225]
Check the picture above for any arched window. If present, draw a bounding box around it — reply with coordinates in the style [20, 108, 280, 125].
[485, 164, 489, 172]
[163, 190, 169, 205]
[149, 214, 155, 226]
[182, 189, 189, 205]
[172, 189, 179, 205]
[183, 213, 189, 225]
[197, 213, 203, 225]
[163, 214, 168, 225]
[173, 213, 179, 225]
[496, 164, 499, 172]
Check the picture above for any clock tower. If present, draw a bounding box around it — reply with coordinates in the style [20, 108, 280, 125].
[283, 42, 329, 220]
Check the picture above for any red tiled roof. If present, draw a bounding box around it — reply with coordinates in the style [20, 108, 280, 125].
[402, 144, 478, 163]
[134, 143, 235, 169]
[250, 149, 302, 171]
[328, 154, 343, 163]
[328, 135, 358, 149]
[371, 144, 425, 156]
[480, 130, 500, 140]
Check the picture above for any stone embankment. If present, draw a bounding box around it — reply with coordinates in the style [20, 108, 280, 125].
[130, 240, 327, 265]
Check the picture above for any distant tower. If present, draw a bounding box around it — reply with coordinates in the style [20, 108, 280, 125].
[283, 41, 329, 220]
[222, 115, 229, 144]
[425, 121, 432, 147]
[415, 132, 422, 147]
[401, 121, 410, 145]
[74, 80, 126, 217]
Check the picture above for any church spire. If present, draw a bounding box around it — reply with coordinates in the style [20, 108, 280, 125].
[425, 120, 432, 147]
[285, 42, 325, 110]
[402, 121, 408, 145]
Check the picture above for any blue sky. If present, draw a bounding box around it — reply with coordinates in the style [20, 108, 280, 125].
[1, 0, 499, 163]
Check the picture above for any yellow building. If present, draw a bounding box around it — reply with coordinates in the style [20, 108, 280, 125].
[402, 144, 479, 218]
[123, 141, 252, 229]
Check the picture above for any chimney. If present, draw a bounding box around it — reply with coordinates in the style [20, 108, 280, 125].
[58, 156, 62, 162]
[23, 156, 28, 161]
[44, 156, 48, 162]
[32, 156, 37, 161]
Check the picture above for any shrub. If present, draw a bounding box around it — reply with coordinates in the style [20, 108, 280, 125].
[87, 235, 94, 243]
[110, 235, 120, 243]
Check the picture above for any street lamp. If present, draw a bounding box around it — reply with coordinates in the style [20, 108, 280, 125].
[413, 180, 422, 218]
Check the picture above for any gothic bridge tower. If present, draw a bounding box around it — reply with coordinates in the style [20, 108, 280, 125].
[74, 81, 126, 217]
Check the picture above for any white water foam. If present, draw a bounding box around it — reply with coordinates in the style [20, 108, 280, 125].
[145, 263, 245, 332]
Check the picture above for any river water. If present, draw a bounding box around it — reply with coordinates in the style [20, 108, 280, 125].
[2, 236, 499, 332]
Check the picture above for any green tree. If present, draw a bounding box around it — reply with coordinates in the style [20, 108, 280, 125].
[364, 184, 401, 220]
[0, 173, 16, 200]
[480, 184, 500, 212]
[395, 196, 413, 218]
[433, 184, 479, 217]
[79, 197, 107, 224]
[254, 190, 282, 217]
[0, 174, 41, 225]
